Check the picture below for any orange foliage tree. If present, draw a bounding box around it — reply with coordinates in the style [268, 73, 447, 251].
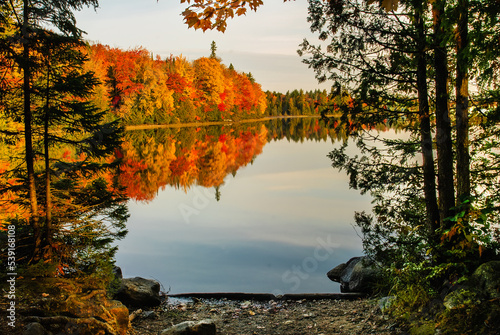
[83, 44, 267, 125]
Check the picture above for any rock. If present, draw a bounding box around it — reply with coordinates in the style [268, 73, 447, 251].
[107, 299, 131, 334]
[19, 277, 129, 335]
[23, 322, 47, 335]
[471, 260, 500, 299]
[326, 262, 347, 282]
[142, 310, 157, 319]
[61, 293, 130, 335]
[113, 266, 123, 279]
[327, 256, 382, 293]
[442, 261, 500, 310]
[25, 296, 129, 335]
[115, 277, 162, 307]
[378, 296, 396, 313]
[160, 319, 216, 335]
[443, 288, 480, 310]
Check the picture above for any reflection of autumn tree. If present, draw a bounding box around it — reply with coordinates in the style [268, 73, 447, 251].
[118, 131, 177, 201]
[119, 125, 268, 201]
[114, 118, 397, 202]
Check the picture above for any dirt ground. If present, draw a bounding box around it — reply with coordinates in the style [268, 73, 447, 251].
[131, 297, 405, 335]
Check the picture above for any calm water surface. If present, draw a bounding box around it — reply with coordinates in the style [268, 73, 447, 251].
[115, 122, 373, 294]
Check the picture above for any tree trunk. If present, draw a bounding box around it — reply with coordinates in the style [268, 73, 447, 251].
[44, 60, 52, 259]
[433, 0, 456, 226]
[415, 3, 440, 236]
[455, 0, 470, 205]
[22, 0, 42, 262]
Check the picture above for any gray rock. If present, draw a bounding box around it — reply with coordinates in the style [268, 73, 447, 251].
[115, 277, 162, 307]
[378, 296, 396, 313]
[160, 319, 216, 335]
[23, 322, 47, 335]
[471, 260, 500, 299]
[113, 266, 123, 279]
[326, 262, 348, 282]
[348, 257, 382, 293]
[327, 256, 382, 293]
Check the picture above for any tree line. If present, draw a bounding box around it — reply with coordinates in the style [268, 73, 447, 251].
[84, 43, 268, 125]
[85, 43, 337, 123]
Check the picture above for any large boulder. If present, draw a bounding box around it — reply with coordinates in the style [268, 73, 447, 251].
[23, 322, 47, 335]
[327, 256, 382, 293]
[25, 289, 130, 335]
[443, 288, 480, 310]
[471, 260, 500, 299]
[115, 277, 162, 307]
[442, 261, 500, 310]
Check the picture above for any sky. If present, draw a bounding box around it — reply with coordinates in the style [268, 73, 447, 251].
[74, 0, 332, 93]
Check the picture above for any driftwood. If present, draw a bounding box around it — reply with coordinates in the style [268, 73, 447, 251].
[128, 308, 143, 322]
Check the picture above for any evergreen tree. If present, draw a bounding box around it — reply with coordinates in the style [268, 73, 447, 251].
[299, 0, 500, 283]
[1, 0, 99, 261]
[1, 1, 127, 270]
[210, 40, 217, 59]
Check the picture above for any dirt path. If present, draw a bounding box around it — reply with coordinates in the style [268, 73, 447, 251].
[131, 297, 404, 335]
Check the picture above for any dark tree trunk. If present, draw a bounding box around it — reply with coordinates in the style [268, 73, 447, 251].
[455, 0, 470, 205]
[415, 3, 440, 236]
[433, 0, 456, 226]
[44, 61, 52, 258]
[22, 0, 42, 262]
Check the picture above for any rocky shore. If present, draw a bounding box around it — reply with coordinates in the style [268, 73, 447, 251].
[129, 295, 403, 335]
[7, 257, 398, 335]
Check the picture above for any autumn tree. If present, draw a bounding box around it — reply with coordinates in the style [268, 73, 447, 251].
[1, 0, 101, 261]
[193, 57, 225, 114]
[180, 0, 267, 32]
[1, 1, 128, 274]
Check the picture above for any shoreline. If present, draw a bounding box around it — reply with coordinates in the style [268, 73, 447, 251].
[131, 294, 402, 335]
[169, 292, 366, 301]
[124, 114, 333, 131]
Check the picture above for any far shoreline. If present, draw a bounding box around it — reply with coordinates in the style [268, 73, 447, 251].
[124, 114, 335, 131]
[168, 292, 366, 301]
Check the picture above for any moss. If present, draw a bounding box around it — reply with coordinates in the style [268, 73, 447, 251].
[437, 299, 500, 335]
[1, 276, 129, 335]
[408, 321, 436, 335]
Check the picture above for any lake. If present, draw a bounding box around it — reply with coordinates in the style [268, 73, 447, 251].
[114, 118, 375, 294]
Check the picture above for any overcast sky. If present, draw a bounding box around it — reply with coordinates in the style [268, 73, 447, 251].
[74, 0, 331, 93]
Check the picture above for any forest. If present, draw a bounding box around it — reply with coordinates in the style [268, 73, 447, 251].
[84, 43, 333, 124]
[84, 43, 268, 125]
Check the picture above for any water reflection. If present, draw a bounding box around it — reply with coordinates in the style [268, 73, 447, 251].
[115, 118, 387, 293]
